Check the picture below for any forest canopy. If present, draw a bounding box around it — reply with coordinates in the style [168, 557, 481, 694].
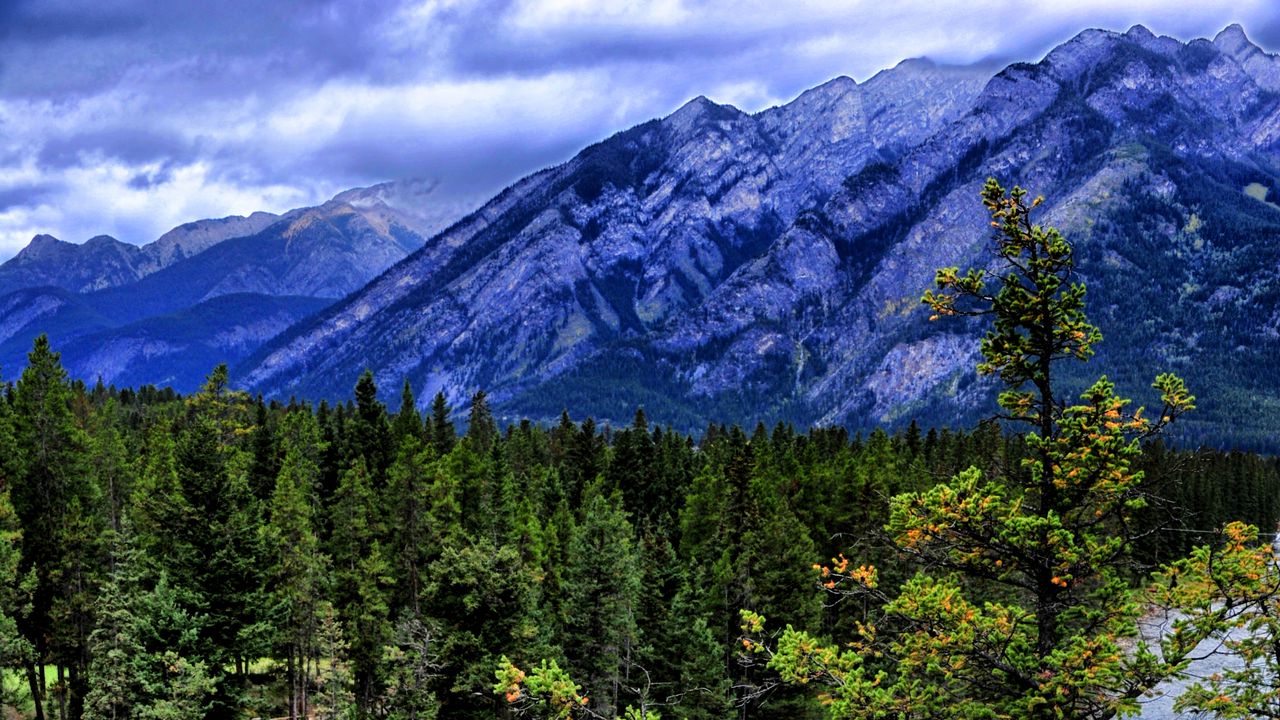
[0, 183, 1277, 720]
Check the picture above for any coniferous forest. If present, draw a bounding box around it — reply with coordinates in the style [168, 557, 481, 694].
[0, 323, 1279, 718]
[3, 183, 1280, 720]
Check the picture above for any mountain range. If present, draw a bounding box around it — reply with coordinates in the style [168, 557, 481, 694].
[0, 180, 476, 392]
[7, 24, 1280, 447]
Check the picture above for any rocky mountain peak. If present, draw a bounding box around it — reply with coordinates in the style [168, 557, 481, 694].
[1042, 27, 1134, 80]
[665, 95, 743, 135]
[15, 234, 75, 261]
[234, 22, 1280, 450]
[25, 234, 63, 249]
[1124, 23, 1156, 41]
[329, 178, 484, 241]
[1213, 23, 1257, 58]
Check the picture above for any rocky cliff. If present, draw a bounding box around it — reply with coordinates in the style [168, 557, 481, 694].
[238, 24, 1280, 448]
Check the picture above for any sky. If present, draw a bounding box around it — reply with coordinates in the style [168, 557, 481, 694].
[0, 0, 1277, 260]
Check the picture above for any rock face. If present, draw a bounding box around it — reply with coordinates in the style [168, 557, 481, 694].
[0, 234, 152, 295]
[0, 180, 477, 392]
[238, 24, 1280, 447]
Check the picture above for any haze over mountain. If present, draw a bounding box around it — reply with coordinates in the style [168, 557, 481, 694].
[234, 23, 1280, 448]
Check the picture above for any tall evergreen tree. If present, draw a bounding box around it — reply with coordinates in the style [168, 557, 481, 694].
[353, 371, 394, 479]
[84, 520, 214, 720]
[561, 483, 642, 716]
[464, 391, 497, 455]
[249, 398, 282, 502]
[329, 459, 393, 714]
[392, 380, 424, 447]
[11, 335, 98, 720]
[266, 411, 329, 720]
[747, 180, 1200, 719]
[428, 392, 456, 457]
[313, 602, 355, 720]
[0, 427, 32, 712]
[387, 439, 432, 616]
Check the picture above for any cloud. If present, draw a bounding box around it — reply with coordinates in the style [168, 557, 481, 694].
[0, 184, 56, 212]
[0, 0, 1275, 259]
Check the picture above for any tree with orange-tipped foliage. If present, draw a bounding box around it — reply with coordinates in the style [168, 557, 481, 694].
[741, 179, 1199, 719]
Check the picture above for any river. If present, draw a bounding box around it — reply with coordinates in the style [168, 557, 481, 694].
[1136, 534, 1280, 718]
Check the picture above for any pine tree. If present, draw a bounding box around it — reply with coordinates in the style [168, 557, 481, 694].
[266, 411, 329, 720]
[86, 404, 132, 534]
[464, 390, 497, 455]
[668, 584, 732, 720]
[386, 438, 432, 616]
[84, 520, 214, 720]
[745, 180, 1199, 719]
[313, 602, 355, 720]
[392, 381, 424, 447]
[0, 429, 33, 712]
[167, 373, 266, 714]
[353, 371, 394, 479]
[329, 459, 393, 713]
[428, 392, 456, 456]
[11, 335, 98, 720]
[249, 398, 282, 502]
[561, 483, 642, 716]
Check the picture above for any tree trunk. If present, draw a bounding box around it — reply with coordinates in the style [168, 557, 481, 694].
[56, 665, 66, 720]
[288, 650, 297, 720]
[26, 663, 43, 720]
[68, 663, 84, 720]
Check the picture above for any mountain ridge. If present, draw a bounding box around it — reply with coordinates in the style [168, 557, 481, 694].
[0, 179, 480, 391]
[234, 23, 1280, 449]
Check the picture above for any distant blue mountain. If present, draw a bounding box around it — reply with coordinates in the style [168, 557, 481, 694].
[0, 180, 478, 390]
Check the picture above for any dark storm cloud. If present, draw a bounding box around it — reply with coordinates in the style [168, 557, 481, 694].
[1, 0, 1276, 259]
[0, 3, 144, 41]
[37, 128, 194, 169]
[126, 166, 175, 191]
[0, 0, 420, 98]
[0, 184, 57, 212]
[441, 4, 779, 76]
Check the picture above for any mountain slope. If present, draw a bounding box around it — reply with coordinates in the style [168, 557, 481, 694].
[0, 213, 281, 297]
[88, 195, 430, 324]
[0, 178, 472, 299]
[0, 179, 479, 389]
[56, 294, 332, 393]
[238, 24, 1280, 448]
[239, 59, 990, 400]
[0, 234, 152, 295]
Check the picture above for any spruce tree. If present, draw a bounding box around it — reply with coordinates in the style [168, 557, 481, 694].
[428, 392, 456, 456]
[329, 459, 393, 713]
[353, 371, 394, 479]
[386, 438, 432, 615]
[560, 483, 642, 716]
[313, 602, 355, 720]
[12, 335, 97, 720]
[84, 520, 214, 720]
[464, 390, 497, 455]
[266, 411, 329, 720]
[392, 380, 424, 447]
[0, 429, 32, 712]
